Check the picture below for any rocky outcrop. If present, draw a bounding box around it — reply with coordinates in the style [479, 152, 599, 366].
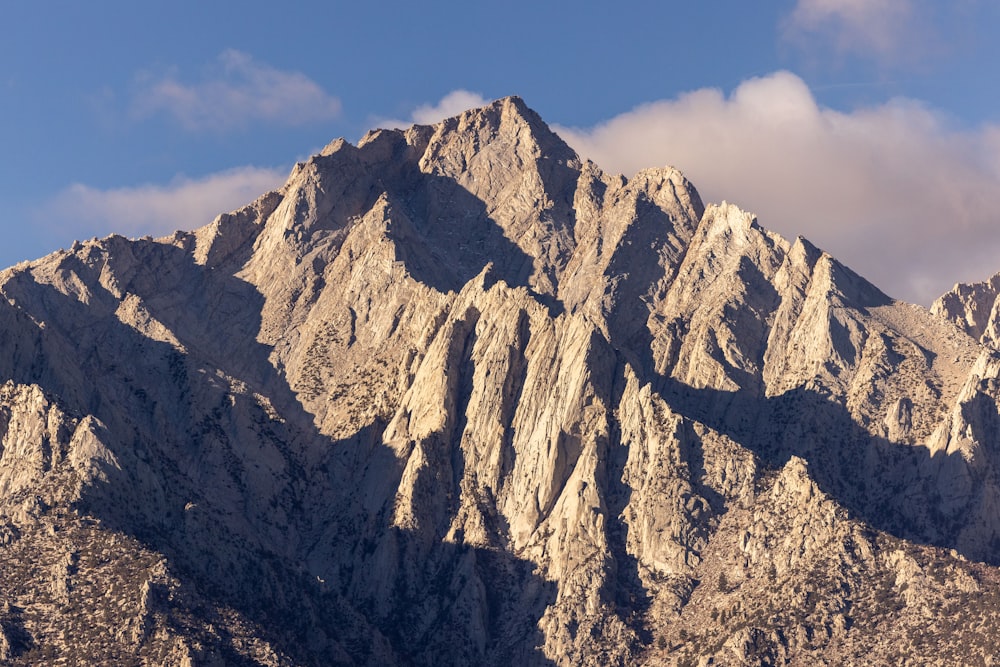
[1, 97, 1000, 665]
[932, 272, 1000, 347]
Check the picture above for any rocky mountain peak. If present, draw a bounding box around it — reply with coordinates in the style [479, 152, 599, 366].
[2, 97, 1000, 666]
[421, 95, 573, 163]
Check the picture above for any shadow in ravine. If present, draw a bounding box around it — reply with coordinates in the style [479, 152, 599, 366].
[335, 128, 573, 316]
[650, 371, 998, 564]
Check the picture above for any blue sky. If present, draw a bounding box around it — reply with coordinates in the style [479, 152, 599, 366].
[3, 1, 1000, 304]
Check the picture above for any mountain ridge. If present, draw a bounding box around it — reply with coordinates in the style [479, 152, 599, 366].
[0, 97, 998, 665]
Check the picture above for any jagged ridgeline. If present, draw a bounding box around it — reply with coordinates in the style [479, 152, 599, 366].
[1, 97, 1000, 665]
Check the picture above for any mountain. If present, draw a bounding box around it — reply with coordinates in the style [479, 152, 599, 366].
[1, 96, 1000, 665]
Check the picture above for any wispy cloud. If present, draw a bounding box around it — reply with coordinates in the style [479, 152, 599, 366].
[42, 166, 288, 241]
[782, 0, 933, 66]
[375, 90, 489, 130]
[556, 71, 1000, 305]
[130, 50, 341, 131]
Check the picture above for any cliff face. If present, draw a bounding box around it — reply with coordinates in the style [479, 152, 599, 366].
[1, 97, 1000, 665]
[933, 272, 1000, 347]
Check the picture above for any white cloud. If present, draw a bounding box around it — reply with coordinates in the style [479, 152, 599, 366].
[555, 71, 1000, 305]
[376, 90, 489, 130]
[409, 90, 490, 124]
[131, 50, 341, 131]
[43, 166, 288, 240]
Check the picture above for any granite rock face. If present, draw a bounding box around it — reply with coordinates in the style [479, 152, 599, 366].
[933, 272, 1000, 347]
[2, 97, 1000, 665]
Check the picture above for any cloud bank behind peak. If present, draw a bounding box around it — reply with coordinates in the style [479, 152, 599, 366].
[555, 71, 1000, 305]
